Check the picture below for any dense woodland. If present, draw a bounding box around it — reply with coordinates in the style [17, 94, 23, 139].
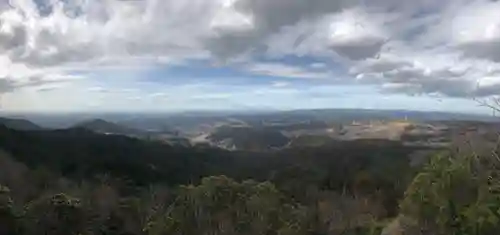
[0, 124, 500, 234]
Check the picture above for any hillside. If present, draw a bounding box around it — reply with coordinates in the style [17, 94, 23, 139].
[208, 126, 290, 151]
[0, 124, 425, 188]
[73, 119, 145, 137]
[0, 117, 43, 131]
[288, 134, 335, 147]
[0, 125, 231, 185]
[0, 124, 468, 235]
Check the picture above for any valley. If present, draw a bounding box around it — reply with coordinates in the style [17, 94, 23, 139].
[3, 109, 499, 152]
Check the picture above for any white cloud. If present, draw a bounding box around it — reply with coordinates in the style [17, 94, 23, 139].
[190, 93, 232, 100]
[450, 1, 500, 62]
[0, 0, 227, 92]
[326, 8, 388, 60]
[265, 7, 388, 60]
[0, 0, 359, 67]
[5, 0, 500, 111]
[87, 86, 108, 93]
[350, 45, 500, 97]
[245, 62, 333, 79]
[148, 92, 168, 98]
[310, 63, 327, 69]
[271, 81, 290, 88]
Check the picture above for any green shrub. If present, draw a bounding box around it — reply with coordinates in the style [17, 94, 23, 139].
[0, 185, 22, 234]
[23, 193, 86, 235]
[400, 152, 500, 235]
[145, 176, 312, 235]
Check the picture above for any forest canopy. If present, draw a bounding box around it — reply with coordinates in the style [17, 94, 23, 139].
[0, 124, 499, 234]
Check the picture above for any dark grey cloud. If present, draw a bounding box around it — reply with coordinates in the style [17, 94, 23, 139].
[330, 39, 385, 60]
[207, 0, 353, 59]
[353, 52, 500, 97]
[458, 41, 500, 62]
[0, 78, 17, 93]
[0, 24, 26, 52]
[0, 73, 79, 94]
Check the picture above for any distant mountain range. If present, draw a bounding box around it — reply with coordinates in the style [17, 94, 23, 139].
[278, 109, 499, 123]
[120, 109, 499, 132]
[1, 107, 499, 152]
[3, 108, 498, 135]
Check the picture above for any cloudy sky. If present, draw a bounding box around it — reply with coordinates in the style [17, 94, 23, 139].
[1, 0, 500, 113]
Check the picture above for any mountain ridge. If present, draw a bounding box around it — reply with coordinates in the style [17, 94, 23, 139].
[72, 118, 145, 136]
[0, 117, 44, 131]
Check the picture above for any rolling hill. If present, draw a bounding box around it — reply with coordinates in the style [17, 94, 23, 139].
[208, 126, 290, 151]
[0, 117, 43, 131]
[72, 119, 146, 137]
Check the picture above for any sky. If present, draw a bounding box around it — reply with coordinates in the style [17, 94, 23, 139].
[1, 0, 500, 113]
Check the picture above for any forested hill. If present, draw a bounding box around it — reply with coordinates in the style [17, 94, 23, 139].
[0, 124, 423, 190]
[0, 125, 235, 185]
[0, 124, 453, 235]
[208, 126, 291, 150]
[72, 119, 146, 136]
[0, 117, 43, 131]
[0, 127, 426, 220]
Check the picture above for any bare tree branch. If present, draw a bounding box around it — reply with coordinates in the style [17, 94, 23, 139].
[475, 97, 500, 115]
